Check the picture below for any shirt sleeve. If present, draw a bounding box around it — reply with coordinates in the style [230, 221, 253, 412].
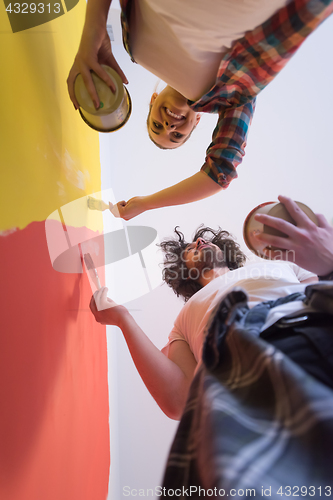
[161, 306, 189, 357]
[201, 99, 255, 188]
[161, 324, 188, 357]
[288, 263, 317, 283]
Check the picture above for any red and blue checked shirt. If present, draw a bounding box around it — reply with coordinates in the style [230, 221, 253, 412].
[120, 0, 333, 188]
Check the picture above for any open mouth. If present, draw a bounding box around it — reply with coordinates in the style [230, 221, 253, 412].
[198, 243, 210, 250]
[165, 108, 185, 120]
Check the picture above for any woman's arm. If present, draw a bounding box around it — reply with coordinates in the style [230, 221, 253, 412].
[110, 101, 255, 220]
[90, 288, 196, 420]
[201, 100, 255, 188]
[109, 171, 222, 220]
[67, 0, 128, 109]
[83, 0, 113, 27]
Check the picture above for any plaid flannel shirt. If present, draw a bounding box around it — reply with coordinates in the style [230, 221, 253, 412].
[120, 0, 332, 188]
[162, 289, 333, 497]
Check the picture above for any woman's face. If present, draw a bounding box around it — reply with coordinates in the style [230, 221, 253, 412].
[148, 86, 200, 149]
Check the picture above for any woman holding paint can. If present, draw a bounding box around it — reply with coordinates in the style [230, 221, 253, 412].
[67, 0, 333, 221]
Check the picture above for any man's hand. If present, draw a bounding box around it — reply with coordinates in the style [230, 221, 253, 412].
[67, 29, 128, 110]
[89, 287, 128, 326]
[253, 195, 333, 276]
[109, 197, 147, 220]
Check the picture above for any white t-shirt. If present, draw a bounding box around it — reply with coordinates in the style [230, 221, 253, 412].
[129, 0, 289, 100]
[162, 262, 315, 363]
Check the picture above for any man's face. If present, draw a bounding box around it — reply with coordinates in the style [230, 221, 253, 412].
[183, 237, 225, 278]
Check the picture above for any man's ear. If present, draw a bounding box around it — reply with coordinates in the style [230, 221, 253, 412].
[150, 92, 158, 105]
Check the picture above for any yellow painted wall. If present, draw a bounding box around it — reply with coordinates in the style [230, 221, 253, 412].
[0, 0, 102, 231]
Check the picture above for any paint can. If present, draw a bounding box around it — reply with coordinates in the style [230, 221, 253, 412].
[74, 65, 132, 133]
[243, 201, 318, 258]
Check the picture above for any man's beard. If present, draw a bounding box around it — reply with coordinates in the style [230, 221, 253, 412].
[195, 246, 226, 272]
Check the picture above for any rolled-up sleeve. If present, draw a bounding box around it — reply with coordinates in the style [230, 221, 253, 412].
[161, 325, 187, 358]
[201, 99, 255, 188]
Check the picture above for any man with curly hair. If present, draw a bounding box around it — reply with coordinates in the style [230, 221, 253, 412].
[89, 196, 333, 490]
[157, 224, 318, 375]
[90, 197, 333, 425]
[159, 225, 247, 303]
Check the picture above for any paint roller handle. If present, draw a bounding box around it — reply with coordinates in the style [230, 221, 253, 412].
[67, 0, 128, 110]
[253, 195, 333, 277]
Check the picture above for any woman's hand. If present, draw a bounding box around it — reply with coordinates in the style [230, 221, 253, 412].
[253, 195, 333, 276]
[67, 29, 128, 110]
[108, 172, 223, 221]
[89, 287, 128, 326]
[109, 196, 148, 220]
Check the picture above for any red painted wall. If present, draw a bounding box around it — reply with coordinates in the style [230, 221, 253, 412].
[0, 222, 110, 500]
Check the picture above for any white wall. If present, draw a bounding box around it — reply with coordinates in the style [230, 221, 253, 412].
[100, 10, 333, 499]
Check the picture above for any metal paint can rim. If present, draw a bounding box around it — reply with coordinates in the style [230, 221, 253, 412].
[243, 201, 318, 259]
[78, 87, 132, 133]
[74, 66, 132, 132]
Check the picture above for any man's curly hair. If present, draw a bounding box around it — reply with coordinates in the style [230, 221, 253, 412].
[159, 225, 247, 302]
